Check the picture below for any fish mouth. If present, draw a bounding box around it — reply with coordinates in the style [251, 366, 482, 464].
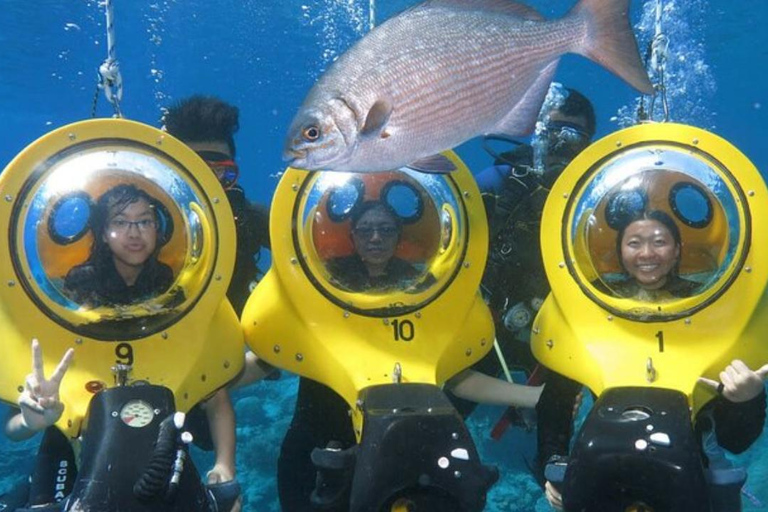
[283, 148, 309, 168]
[282, 148, 305, 162]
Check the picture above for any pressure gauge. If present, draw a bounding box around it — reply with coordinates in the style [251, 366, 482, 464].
[119, 399, 155, 428]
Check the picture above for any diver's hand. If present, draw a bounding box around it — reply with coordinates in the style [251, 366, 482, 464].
[698, 360, 768, 403]
[18, 339, 74, 432]
[544, 480, 564, 511]
[207, 464, 241, 512]
[206, 463, 235, 484]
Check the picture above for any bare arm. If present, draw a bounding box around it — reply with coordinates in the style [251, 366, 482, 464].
[203, 388, 237, 484]
[5, 409, 37, 441]
[445, 369, 543, 408]
[229, 351, 276, 390]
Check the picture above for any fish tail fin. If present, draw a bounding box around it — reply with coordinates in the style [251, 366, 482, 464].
[568, 0, 653, 94]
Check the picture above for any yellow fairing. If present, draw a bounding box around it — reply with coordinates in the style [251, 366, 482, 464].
[0, 119, 244, 437]
[532, 123, 768, 415]
[243, 153, 493, 438]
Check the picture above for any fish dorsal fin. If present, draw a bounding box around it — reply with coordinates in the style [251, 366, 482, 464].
[425, 0, 544, 20]
[360, 99, 393, 137]
[406, 154, 457, 174]
[491, 60, 558, 137]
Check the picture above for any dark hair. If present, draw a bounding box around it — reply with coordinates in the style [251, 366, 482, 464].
[163, 95, 240, 157]
[616, 209, 682, 273]
[351, 200, 402, 231]
[88, 184, 164, 267]
[559, 88, 596, 137]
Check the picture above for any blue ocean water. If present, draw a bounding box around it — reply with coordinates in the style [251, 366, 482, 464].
[0, 0, 766, 510]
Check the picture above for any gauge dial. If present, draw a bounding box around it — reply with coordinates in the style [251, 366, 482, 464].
[119, 400, 155, 428]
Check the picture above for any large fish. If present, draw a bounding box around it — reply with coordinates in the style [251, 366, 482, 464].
[284, 0, 652, 173]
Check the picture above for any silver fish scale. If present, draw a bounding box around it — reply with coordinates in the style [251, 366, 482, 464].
[312, 5, 585, 166]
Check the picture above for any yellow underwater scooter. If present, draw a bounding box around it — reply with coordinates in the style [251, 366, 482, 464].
[532, 122, 768, 511]
[0, 119, 244, 511]
[242, 153, 498, 511]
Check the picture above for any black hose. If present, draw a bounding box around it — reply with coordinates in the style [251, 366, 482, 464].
[133, 415, 178, 501]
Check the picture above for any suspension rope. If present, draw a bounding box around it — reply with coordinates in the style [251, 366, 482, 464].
[369, 0, 375, 31]
[638, 0, 669, 123]
[94, 0, 123, 117]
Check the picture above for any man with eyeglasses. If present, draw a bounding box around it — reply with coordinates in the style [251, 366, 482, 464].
[463, 84, 596, 488]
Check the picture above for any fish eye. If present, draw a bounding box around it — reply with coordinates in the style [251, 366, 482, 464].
[303, 125, 321, 141]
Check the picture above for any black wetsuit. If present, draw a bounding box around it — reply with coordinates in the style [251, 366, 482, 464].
[597, 274, 700, 301]
[694, 391, 767, 459]
[225, 185, 270, 314]
[326, 254, 420, 292]
[64, 258, 174, 307]
[277, 255, 422, 511]
[0, 426, 77, 510]
[278, 379, 357, 511]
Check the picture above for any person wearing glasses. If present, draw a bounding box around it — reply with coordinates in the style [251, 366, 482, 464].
[327, 200, 420, 292]
[63, 184, 174, 307]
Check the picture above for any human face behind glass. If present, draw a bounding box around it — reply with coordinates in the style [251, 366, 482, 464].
[351, 206, 400, 272]
[104, 198, 158, 274]
[620, 219, 680, 290]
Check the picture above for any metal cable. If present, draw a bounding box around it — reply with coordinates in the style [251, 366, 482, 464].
[641, 0, 670, 123]
[369, 0, 375, 31]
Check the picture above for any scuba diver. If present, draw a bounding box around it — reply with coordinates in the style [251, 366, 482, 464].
[63, 184, 175, 307]
[163, 96, 276, 507]
[469, 84, 593, 483]
[2, 186, 239, 511]
[162, 94, 270, 314]
[545, 205, 767, 509]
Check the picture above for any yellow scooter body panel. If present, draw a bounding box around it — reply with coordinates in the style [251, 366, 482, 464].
[0, 119, 244, 437]
[533, 123, 768, 415]
[243, 153, 493, 438]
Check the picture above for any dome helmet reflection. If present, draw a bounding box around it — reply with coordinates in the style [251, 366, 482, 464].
[313, 171, 436, 266]
[349, 200, 403, 269]
[88, 184, 173, 264]
[614, 209, 684, 293]
[588, 170, 725, 294]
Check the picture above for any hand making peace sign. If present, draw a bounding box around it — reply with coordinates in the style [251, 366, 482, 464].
[17, 339, 75, 432]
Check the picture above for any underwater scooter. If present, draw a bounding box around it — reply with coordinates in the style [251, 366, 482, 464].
[242, 155, 498, 511]
[531, 123, 768, 511]
[0, 119, 246, 512]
